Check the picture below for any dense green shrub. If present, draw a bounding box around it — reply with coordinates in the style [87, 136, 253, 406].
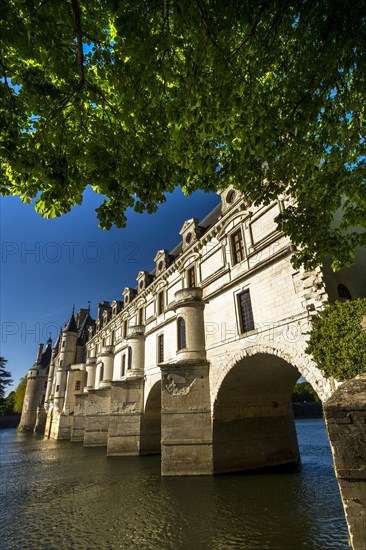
[306, 298, 366, 381]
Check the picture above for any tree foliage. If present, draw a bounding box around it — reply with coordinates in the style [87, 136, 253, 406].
[292, 381, 320, 403]
[0, 357, 12, 399]
[0, 391, 16, 415]
[306, 298, 366, 381]
[14, 376, 27, 413]
[1, 1, 366, 268]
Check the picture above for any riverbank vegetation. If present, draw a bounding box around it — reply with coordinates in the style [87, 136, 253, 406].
[306, 298, 366, 381]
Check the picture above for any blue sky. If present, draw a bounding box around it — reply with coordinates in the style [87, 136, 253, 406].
[1, 187, 220, 391]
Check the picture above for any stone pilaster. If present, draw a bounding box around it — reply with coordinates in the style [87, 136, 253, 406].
[83, 388, 111, 447]
[324, 377, 366, 550]
[70, 394, 88, 442]
[161, 359, 212, 476]
[107, 377, 144, 456]
[34, 406, 47, 434]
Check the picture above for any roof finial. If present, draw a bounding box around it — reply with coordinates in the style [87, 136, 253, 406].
[88, 300, 91, 312]
[72, 304, 75, 315]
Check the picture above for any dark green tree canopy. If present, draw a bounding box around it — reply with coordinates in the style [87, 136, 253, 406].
[306, 298, 366, 381]
[0, 357, 12, 399]
[1, 1, 365, 268]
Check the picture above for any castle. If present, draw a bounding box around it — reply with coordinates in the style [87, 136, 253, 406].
[19, 187, 366, 476]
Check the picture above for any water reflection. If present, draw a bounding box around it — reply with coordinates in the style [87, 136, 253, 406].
[0, 420, 348, 549]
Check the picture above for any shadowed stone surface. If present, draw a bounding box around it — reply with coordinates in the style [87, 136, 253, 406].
[324, 377, 366, 550]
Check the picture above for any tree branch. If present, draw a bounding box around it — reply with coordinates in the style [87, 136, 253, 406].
[71, 0, 85, 82]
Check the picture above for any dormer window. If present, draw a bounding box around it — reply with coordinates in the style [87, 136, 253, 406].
[123, 287, 137, 305]
[154, 250, 171, 275]
[179, 218, 202, 251]
[111, 300, 123, 316]
[218, 186, 244, 214]
[137, 271, 152, 293]
[226, 190, 236, 204]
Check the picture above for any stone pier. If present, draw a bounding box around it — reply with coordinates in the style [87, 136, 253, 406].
[107, 377, 144, 456]
[161, 360, 213, 476]
[324, 377, 366, 550]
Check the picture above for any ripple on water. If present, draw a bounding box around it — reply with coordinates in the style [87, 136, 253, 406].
[0, 420, 348, 550]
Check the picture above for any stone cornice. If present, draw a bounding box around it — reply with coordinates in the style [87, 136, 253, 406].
[87, 198, 282, 347]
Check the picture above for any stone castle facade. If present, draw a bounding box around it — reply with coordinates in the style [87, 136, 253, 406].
[19, 187, 366, 476]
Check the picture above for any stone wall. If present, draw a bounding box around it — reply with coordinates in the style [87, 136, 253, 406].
[324, 377, 366, 550]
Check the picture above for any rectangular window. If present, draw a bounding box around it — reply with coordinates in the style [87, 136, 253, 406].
[138, 307, 144, 325]
[158, 334, 164, 363]
[127, 347, 132, 370]
[62, 341, 65, 348]
[56, 385, 60, 393]
[44, 381, 47, 389]
[238, 289, 255, 334]
[60, 360, 63, 367]
[187, 266, 196, 288]
[157, 291, 164, 316]
[231, 229, 245, 265]
[123, 320, 128, 339]
[121, 354, 126, 377]
[75, 381, 81, 391]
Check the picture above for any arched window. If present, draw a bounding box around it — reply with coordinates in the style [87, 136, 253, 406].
[99, 363, 104, 382]
[127, 346, 132, 370]
[337, 284, 352, 300]
[177, 317, 186, 350]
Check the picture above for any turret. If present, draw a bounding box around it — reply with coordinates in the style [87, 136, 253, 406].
[125, 325, 145, 378]
[19, 337, 52, 432]
[53, 308, 79, 412]
[173, 288, 206, 362]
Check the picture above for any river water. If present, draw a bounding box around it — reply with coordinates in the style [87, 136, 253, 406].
[0, 419, 348, 549]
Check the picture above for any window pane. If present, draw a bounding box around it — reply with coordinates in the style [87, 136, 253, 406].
[231, 230, 244, 265]
[177, 318, 186, 350]
[238, 290, 254, 333]
[188, 267, 196, 288]
[158, 334, 164, 362]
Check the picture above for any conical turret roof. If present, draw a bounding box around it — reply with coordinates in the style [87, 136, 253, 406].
[40, 338, 52, 367]
[64, 307, 78, 333]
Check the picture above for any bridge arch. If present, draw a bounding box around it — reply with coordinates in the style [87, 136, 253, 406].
[210, 344, 331, 474]
[140, 379, 161, 455]
[210, 343, 332, 407]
